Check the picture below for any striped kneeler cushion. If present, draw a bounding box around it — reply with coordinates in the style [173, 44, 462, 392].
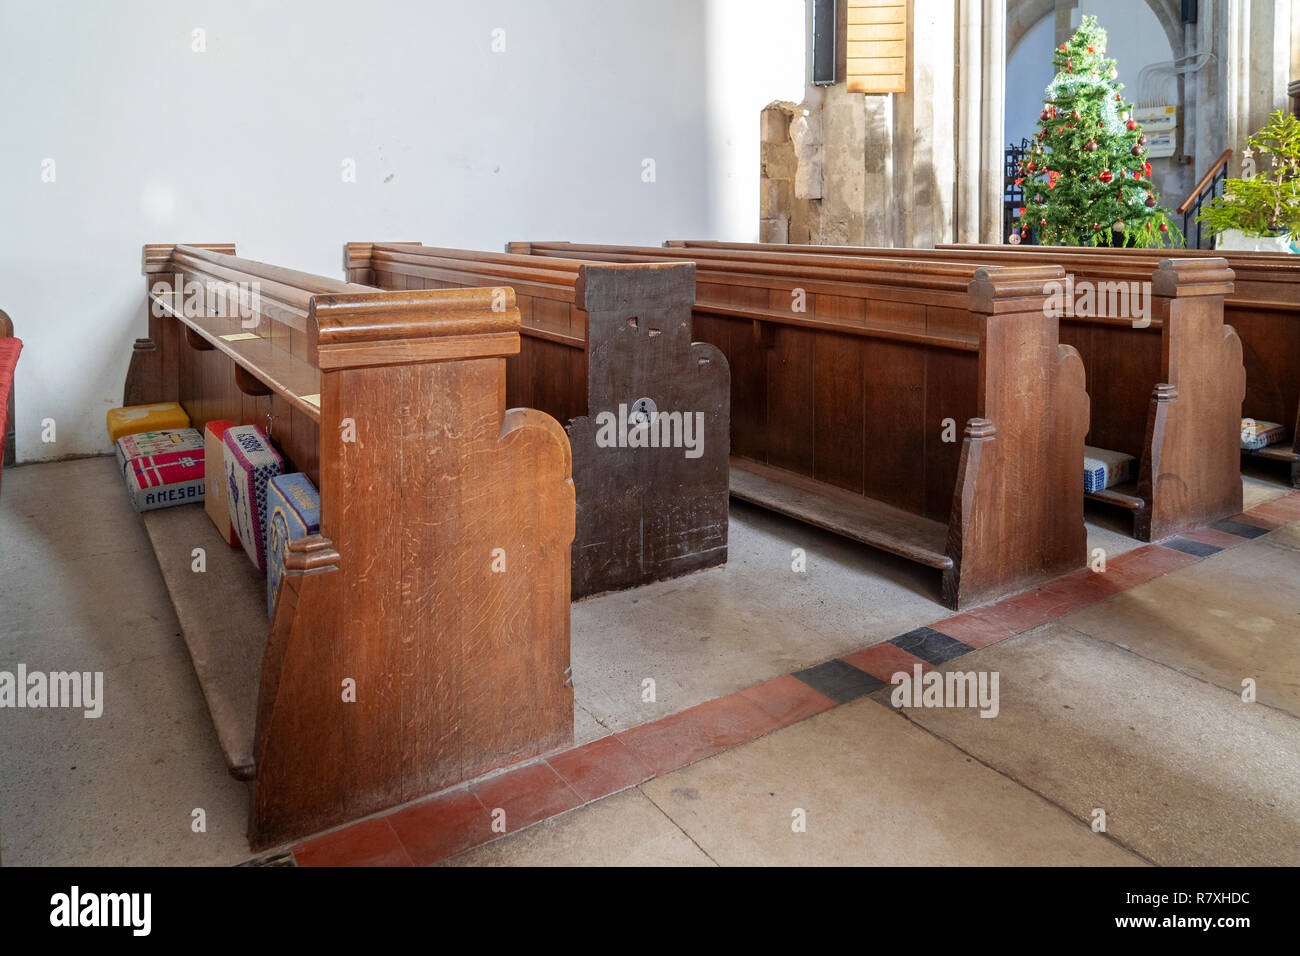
[222, 425, 283, 573]
[1241, 418, 1286, 452]
[114, 428, 204, 475]
[124, 449, 205, 512]
[1084, 446, 1135, 493]
[265, 473, 322, 618]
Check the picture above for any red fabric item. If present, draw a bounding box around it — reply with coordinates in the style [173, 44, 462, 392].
[0, 336, 23, 494]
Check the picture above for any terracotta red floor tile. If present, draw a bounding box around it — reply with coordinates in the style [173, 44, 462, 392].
[991, 587, 1081, 631]
[616, 692, 779, 774]
[1046, 565, 1126, 594]
[470, 761, 583, 836]
[546, 734, 655, 803]
[929, 608, 1016, 649]
[293, 817, 413, 868]
[1178, 527, 1249, 550]
[1102, 544, 1200, 587]
[387, 787, 491, 866]
[1245, 495, 1300, 525]
[738, 674, 836, 727]
[842, 642, 929, 682]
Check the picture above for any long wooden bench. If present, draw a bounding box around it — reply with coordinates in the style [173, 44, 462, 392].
[666, 241, 1246, 540]
[343, 242, 729, 599]
[938, 243, 1300, 488]
[132, 243, 575, 848]
[510, 241, 1090, 609]
[0, 308, 20, 492]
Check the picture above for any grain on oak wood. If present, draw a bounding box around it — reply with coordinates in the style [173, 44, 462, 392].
[131, 244, 575, 849]
[346, 241, 731, 598]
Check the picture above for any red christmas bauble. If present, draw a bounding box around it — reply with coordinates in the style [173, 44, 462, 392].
[1131, 145, 1143, 156]
[1099, 170, 1113, 183]
[1137, 134, 1147, 145]
[1145, 197, 1156, 207]
[1040, 219, 1047, 226]
[1084, 139, 1097, 151]
[1126, 120, 1138, 130]
[1159, 223, 1168, 232]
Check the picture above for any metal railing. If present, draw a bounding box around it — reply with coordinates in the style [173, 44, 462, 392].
[1177, 149, 1232, 249]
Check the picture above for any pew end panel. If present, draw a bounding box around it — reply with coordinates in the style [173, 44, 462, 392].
[566, 262, 729, 596]
[1135, 259, 1244, 540]
[943, 266, 1089, 608]
[134, 246, 576, 849]
[252, 289, 575, 848]
[345, 242, 731, 598]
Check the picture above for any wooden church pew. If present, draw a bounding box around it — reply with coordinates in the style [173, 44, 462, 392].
[343, 241, 730, 599]
[666, 240, 1246, 539]
[511, 241, 1090, 610]
[679, 239, 1287, 488]
[133, 243, 575, 848]
[938, 243, 1300, 488]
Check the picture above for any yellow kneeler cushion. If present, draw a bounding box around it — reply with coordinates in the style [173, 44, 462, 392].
[106, 402, 191, 444]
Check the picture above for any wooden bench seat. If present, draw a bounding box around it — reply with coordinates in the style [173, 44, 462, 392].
[667, 241, 1245, 541]
[344, 241, 730, 599]
[512, 241, 1089, 610]
[130, 243, 576, 848]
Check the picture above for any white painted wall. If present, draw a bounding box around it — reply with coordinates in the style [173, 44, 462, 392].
[0, 0, 804, 461]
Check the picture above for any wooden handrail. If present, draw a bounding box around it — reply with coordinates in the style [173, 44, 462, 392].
[1177, 149, 1232, 215]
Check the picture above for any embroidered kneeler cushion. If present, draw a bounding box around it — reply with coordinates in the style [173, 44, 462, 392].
[1241, 418, 1286, 452]
[222, 424, 283, 573]
[114, 428, 203, 475]
[265, 473, 322, 618]
[124, 449, 205, 512]
[106, 402, 190, 444]
[203, 421, 241, 548]
[1084, 445, 1135, 493]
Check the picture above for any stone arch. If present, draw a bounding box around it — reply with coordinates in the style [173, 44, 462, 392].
[1007, 0, 1184, 63]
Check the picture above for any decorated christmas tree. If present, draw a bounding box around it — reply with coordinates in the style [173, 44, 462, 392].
[1013, 15, 1182, 248]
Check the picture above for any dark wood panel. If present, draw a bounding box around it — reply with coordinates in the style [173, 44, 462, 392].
[349, 242, 731, 598]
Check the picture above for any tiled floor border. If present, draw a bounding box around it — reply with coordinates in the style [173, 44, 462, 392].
[282, 492, 1300, 867]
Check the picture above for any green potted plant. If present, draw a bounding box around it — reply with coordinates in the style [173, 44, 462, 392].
[1198, 109, 1300, 252]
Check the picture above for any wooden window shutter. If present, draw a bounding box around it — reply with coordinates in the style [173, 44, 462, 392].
[845, 0, 908, 94]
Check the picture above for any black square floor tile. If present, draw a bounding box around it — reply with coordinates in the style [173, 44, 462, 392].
[889, 627, 974, 665]
[792, 659, 885, 704]
[1210, 519, 1271, 539]
[1163, 536, 1223, 557]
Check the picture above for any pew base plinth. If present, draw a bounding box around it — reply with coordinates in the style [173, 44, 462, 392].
[729, 457, 953, 571]
[142, 503, 262, 781]
[1086, 482, 1146, 512]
